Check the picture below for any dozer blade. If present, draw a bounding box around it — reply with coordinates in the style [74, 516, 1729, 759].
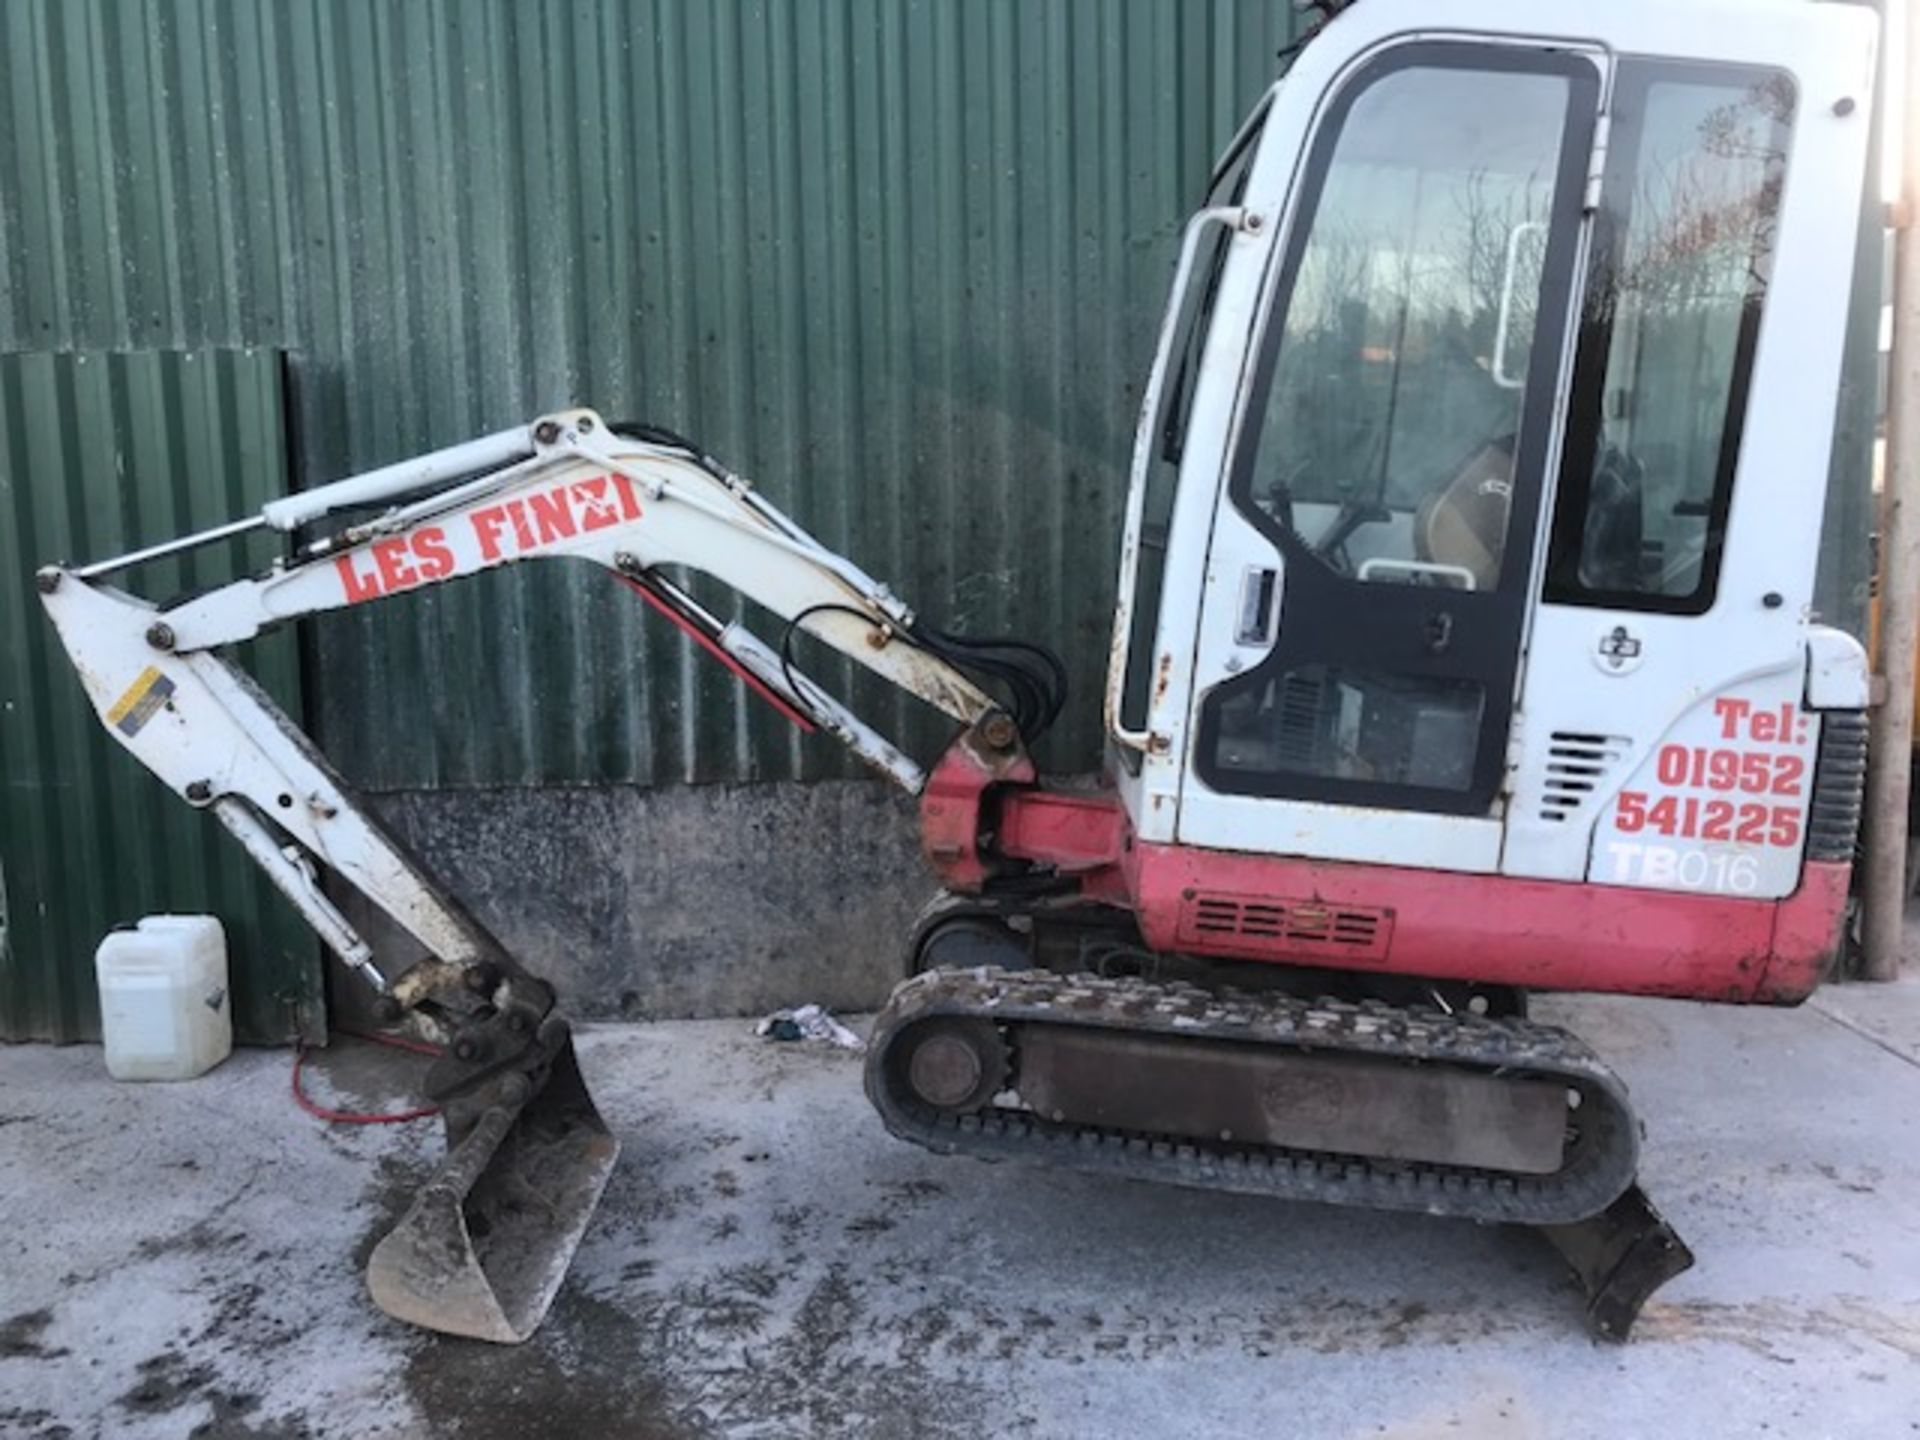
[367, 1034, 618, 1343]
[1540, 1184, 1696, 1342]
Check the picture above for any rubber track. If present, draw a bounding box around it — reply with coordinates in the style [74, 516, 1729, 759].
[865, 967, 1641, 1227]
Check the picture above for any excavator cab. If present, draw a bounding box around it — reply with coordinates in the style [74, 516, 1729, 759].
[1112, 0, 1874, 923]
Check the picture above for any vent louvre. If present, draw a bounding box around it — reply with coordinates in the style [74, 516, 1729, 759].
[1807, 709, 1868, 862]
[1540, 731, 1630, 823]
[1177, 892, 1393, 962]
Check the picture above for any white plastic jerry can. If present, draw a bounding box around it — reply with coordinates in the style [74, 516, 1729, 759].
[94, 915, 234, 1080]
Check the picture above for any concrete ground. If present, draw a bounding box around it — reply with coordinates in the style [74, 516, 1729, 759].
[2, 985, 1918, 1440]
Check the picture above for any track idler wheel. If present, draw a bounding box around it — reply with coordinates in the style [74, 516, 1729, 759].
[897, 1018, 1009, 1115]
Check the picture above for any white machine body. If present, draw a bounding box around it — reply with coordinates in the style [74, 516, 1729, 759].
[1106, 0, 1875, 900]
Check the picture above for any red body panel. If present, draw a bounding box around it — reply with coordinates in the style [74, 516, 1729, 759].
[1756, 859, 1852, 1003]
[995, 788, 1130, 872]
[920, 740, 1037, 890]
[923, 769, 1849, 1005]
[1123, 842, 1849, 1004]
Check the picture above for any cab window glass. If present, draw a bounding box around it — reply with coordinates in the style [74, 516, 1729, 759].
[1546, 64, 1793, 611]
[1246, 66, 1572, 593]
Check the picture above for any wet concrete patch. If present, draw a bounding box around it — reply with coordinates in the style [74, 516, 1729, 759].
[118, 1352, 314, 1440]
[186, 1391, 314, 1440]
[0, 1411, 62, 1440]
[299, 1037, 442, 1122]
[119, 1351, 222, 1416]
[0, 1308, 68, 1360]
[401, 1288, 681, 1439]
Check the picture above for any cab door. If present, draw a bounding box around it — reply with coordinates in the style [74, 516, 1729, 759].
[1177, 38, 1603, 872]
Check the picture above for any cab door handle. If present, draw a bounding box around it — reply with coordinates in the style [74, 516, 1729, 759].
[1236, 566, 1280, 646]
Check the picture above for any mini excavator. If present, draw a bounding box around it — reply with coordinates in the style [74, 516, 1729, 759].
[41, 0, 1877, 1343]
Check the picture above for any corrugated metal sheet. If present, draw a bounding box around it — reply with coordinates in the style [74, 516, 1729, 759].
[0, 0, 1879, 793]
[0, 0, 1306, 789]
[0, 349, 323, 1043]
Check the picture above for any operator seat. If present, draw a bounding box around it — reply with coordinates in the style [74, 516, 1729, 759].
[1412, 435, 1647, 593]
[1413, 435, 1516, 590]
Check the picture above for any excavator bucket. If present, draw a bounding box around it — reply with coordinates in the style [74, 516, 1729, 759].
[366, 1036, 618, 1343]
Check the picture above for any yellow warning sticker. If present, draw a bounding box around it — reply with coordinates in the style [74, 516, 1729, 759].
[105, 665, 176, 737]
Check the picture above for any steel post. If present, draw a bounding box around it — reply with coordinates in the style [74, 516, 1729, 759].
[1865, 0, 1920, 981]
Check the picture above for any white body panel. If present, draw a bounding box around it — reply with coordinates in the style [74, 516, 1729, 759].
[1808, 626, 1873, 709]
[1585, 674, 1819, 898]
[1177, 788, 1505, 872]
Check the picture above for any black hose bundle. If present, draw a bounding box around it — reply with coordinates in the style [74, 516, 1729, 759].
[907, 623, 1068, 741]
[610, 423, 1069, 743]
[778, 604, 1067, 743]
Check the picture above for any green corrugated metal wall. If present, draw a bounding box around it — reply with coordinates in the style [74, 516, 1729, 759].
[0, 350, 323, 1043]
[0, 0, 1309, 790]
[0, 3, 1883, 1038]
